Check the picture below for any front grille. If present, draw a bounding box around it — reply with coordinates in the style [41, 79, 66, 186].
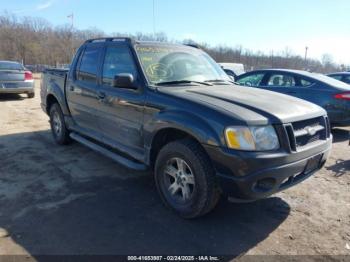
[285, 116, 330, 151]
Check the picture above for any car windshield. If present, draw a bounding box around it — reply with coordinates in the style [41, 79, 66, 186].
[135, 44, 230, 85]
[0, 61, 24, 70]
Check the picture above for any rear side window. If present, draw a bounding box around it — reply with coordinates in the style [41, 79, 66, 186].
[77, 46, 101, 83]
[102, 45, 138, 86]
[267, 74, 296, 87]
[0, 62, 24, 70]
[237, 73, 264, 86]
[300, 78, 313, 87]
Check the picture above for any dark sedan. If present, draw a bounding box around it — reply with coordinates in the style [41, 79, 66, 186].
[327, 72, 350, 85]
[236, 69, 350, 126]
[0, 61, 35, 98]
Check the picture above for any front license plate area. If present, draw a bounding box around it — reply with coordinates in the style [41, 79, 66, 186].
[305, 154, 323, 174]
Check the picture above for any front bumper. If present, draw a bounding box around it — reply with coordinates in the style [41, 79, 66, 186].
[204, 138, 332, 201]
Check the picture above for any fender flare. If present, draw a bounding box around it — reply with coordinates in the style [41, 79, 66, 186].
[46, 80, 70, 116]
[145, 110, 222, 150]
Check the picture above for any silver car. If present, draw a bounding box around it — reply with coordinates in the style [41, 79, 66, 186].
[0, 61, 35, 98]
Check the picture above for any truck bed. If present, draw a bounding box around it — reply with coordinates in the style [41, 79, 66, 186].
[44, 68, 68, 78]
[42, 68, 68, 89]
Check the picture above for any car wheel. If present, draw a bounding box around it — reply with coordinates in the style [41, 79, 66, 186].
[155, 138, 221, 218]
[27, 92, 35, 98]
[49, 103, 71, 145]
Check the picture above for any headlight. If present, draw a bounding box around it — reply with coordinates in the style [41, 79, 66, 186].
[225, 125, 279, 151]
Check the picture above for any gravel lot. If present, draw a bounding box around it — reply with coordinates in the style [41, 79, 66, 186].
[0, 78, 349, 260]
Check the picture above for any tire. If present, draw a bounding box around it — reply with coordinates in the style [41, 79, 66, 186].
[155, 138, 221, 218]
[27, 92, 35, 98]
[49, 103, 71, 145]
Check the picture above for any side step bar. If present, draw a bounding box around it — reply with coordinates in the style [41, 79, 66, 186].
[70, 132, 147, 171]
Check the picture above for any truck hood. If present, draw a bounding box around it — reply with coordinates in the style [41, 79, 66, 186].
[159, 85, 326, 125]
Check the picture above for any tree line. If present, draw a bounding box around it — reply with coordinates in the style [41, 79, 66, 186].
[0, 13, 347, 73]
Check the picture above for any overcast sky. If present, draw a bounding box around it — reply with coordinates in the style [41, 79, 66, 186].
[2, 0, 350, 64]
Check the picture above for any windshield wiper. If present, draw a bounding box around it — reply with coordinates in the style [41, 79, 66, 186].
[155, 80, 212, 86]
[205, 79, 235, 84]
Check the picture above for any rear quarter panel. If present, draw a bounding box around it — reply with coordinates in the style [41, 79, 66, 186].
[41, 69, 70, 115]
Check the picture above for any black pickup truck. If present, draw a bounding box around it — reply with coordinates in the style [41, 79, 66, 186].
[41, 38, 332, 218]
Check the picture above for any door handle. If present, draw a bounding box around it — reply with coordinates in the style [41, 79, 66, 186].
[69, 86, 82, 94]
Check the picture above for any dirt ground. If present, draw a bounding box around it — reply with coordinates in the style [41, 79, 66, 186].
[0, 77, 349, 260]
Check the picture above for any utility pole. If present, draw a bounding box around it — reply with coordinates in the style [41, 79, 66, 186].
[304, 46, 309, 70]
[67, 13, 74, 62]
[271, 50, 274, 67]
[152, 0, 156, 36]
[68, 13, 74, 29]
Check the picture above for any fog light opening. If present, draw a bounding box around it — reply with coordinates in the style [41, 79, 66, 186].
[281, 175, 294, 188]
[253, 177, 276, 192]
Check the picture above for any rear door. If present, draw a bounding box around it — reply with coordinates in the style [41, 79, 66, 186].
[261, 72, 333, 107]
[66, 44, 103, 138]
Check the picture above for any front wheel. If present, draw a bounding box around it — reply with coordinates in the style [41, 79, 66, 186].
[49, 103, 71, 145]
[27, 92, 35, 98]
[155, 139, 220, 218]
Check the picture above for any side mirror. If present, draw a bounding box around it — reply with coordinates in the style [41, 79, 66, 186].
[113, 73, 136, 89]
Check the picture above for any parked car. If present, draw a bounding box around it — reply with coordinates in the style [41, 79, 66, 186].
[327, 72, 350, 85]
[219, 63, 245, 78]
[236, 69, 350, 126]
[41, 38, 332, 218]
[0, 60, 34, 98]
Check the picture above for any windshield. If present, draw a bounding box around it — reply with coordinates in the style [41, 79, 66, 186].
[135, 44, 230, 85]
[0, 61, 24, 70]
[311, 73, 350, 89]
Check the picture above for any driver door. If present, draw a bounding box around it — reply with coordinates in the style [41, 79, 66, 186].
[95, 43, 146, 160]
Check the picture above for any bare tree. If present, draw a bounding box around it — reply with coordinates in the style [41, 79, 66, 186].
[0, 13, 346, 73]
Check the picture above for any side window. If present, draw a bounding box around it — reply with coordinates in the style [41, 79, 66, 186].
[237, 73, 264, 86]
[267, 74, 296, 87]
[102, 46, 137, 86]
[343, 76, 350, 84]
[77, 46, 101, 83]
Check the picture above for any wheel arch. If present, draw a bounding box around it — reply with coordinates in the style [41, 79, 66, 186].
[45, 80, 70, 115]
[46, 94, 59, 114]
[146, 111, 221, 167]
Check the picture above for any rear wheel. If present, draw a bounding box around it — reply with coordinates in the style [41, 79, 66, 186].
[155, 138, 221, 218]
[27, 92, 35, 98]
[49, 103, 71, 145]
